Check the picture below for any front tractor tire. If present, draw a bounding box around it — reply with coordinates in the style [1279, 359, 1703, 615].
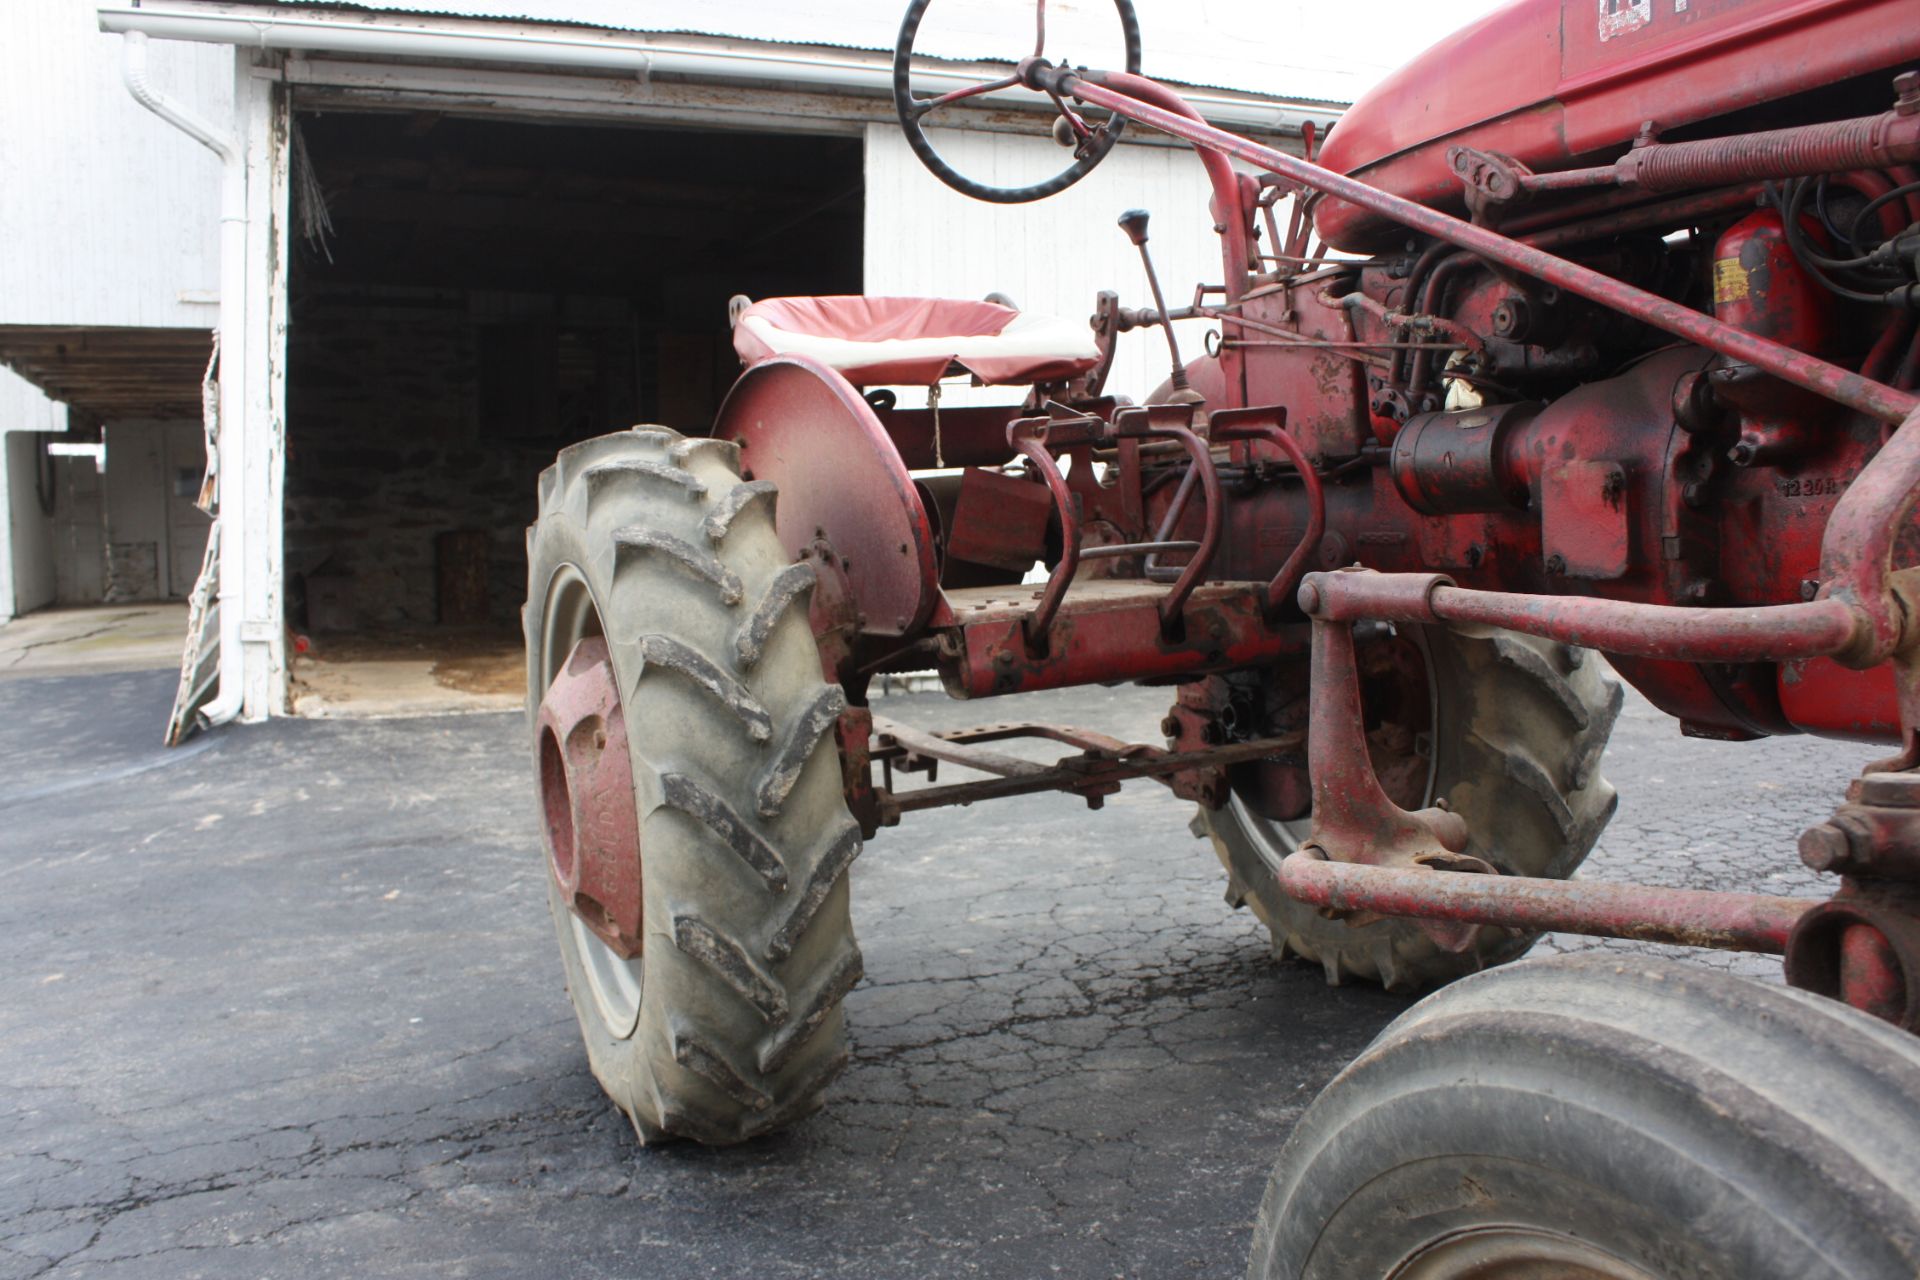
[1201, 626, 1621, 991]
[526, 426, 862, 1145]
[1248, 954, 1920, 1279]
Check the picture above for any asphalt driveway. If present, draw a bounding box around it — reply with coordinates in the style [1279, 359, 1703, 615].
[0, 666, 1873, 1278]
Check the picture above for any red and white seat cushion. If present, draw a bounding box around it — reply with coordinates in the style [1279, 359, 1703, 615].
[732, 295, 1100, 387]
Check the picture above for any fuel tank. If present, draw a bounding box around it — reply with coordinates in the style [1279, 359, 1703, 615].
[1314, 0, 1920, 253]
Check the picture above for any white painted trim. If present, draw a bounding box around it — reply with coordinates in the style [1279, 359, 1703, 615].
[98, 4, 1342, 134]
[236, 59, 289, 719]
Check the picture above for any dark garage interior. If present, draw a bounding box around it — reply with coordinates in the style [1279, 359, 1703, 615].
[282, 109, 863, 707]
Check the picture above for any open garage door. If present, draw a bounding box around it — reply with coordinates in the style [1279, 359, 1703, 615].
[280, 110, 863, 715]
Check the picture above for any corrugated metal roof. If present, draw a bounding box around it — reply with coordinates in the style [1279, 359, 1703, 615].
[196, 0, 1508, 105]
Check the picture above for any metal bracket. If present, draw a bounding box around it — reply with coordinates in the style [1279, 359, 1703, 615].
[1293, 614, 1486, 951]
[866, 714, 1298, 823]
[1112, 404, 1224, 636]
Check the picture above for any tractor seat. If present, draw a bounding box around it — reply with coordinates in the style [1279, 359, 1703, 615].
[731, 295, 1099, 387]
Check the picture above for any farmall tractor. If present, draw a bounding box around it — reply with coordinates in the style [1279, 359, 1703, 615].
[527, 0, 1920, 1272]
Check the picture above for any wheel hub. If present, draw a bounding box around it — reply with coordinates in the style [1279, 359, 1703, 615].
[1392, 1225, 1659, 1279]
[536, 636, 644, 958]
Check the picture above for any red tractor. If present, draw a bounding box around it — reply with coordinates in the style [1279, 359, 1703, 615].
[527, 0, 1920, 1271]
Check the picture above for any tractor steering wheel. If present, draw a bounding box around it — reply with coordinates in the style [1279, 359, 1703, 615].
[893, 0, 1141, 204]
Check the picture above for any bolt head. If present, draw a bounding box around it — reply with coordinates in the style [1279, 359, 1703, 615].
[1799, 822, 1851, 872]
[1545, 553, 1567, 575]
[1800, 578, 1820, 602]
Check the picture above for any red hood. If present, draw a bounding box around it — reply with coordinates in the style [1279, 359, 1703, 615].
[1313, 0, 1920, 252]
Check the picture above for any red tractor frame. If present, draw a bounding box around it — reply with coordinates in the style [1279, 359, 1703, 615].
[527, 0, 1920, 1271]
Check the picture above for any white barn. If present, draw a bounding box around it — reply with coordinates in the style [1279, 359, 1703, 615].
[0, 0, 1481, 733]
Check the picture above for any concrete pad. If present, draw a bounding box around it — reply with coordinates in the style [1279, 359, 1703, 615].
[0, 603, 186, 678]
[290, 629, 524, 719]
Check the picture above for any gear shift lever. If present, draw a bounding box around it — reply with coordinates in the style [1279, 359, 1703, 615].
[1118, 209, 1197, 399]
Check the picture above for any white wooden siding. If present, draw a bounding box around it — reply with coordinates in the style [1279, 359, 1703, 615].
[0, 367, 65, 617]
[864, 123, 1240, 408]
[0, 0, 229, 330]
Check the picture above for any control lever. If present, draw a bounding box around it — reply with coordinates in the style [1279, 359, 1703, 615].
[1118, 209, 1200, 401]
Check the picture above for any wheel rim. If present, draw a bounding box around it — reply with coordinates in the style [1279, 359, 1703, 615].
[1391, 1226, 1661, 1279]
[1228, 624, 1439, 861]
[536, 564, 645, 1040]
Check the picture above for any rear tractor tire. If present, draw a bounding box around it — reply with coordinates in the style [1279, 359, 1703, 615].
[1200, 625, 1621, 991]
[526, 426, 863, 1144]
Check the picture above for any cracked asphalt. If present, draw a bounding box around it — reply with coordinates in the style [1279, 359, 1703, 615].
[0, 666, 1885, 1278]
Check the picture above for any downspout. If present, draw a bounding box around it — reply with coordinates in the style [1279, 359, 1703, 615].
[121, 29, 248, 728]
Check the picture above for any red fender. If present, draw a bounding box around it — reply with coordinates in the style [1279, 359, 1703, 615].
[713, 355, 940, 637]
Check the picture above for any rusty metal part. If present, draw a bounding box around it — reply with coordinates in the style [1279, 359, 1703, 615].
[872, 723, 1297, 822]
[1278, 850, 1815, 954]
[1289, 613, 1487, 952]
[1113, 406, 1222, 633]
[1515, 183, 1770, 249]
[1079, 539, 1199, 560]
[877, 404, 1022, 470]
[1622, 108, 1920, 193]
[872, 714, 1063, 779]
[1209, 405, 1325, 616]
[1118, 209, 1194, 393]
[1799, 771, 1920, 879]
[1007, 416, 1085, 651]
[536, 636, 644, 958]
[716, 355, 939, 637]
[1787, 770, 1920, 1030]
[945, 466, 1054, 572]
[1451, 106, 1920, 203]
[835, 704, 881, 839]
[1079, 71, 1251, 295]
[1820, 404, 1920, 669]
[936, 578, 1304, 699]
[1788, 891, 1920, 1031]
[1300, 569, 1865, 665]
[1063, 69, 1920, 427]
[1542, 459, 1631, 581]
[1388, 402, 1537, 516]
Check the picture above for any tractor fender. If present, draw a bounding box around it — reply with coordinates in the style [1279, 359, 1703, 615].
[713, 355, 940, 637]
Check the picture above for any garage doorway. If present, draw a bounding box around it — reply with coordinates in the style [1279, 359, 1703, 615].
[282, 111, 864, 714]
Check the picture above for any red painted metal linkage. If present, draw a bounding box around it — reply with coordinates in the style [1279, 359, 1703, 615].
[1066, 69, 1920, 428]
[1300, 571, 1868, 664]
[1278, 850, 1816, 955]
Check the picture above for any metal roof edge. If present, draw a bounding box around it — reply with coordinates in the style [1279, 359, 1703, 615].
[97, 1, 1350, 121]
